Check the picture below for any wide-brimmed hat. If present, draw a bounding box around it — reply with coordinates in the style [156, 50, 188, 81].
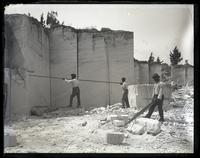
[152, 73, 160, 79]
[71, 73, 76, 78]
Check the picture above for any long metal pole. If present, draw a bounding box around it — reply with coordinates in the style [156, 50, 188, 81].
[29, 74, 63, 80]
[79, 79, 120, 84]
[29, 74, 121, 84]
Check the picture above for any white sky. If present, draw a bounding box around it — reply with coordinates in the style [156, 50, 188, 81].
[5, 4, 194, 65]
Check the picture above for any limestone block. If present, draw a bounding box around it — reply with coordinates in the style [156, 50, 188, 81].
[127, 123, 145, 135]
[107, 115, 118, 121]
[31, 106, 49, 116]
[117, 114, 129, 123]
[136, 118, 161, 135]
[4, 133, 17, 147]
[113, 120, 125, 127]
[106, 132, 124, 145]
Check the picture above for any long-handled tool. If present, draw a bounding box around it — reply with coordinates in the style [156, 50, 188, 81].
[29, 74, 121, 84]
[79, 79, 120, 84]
[29, 74, 64, 80]
[124, 102, 153, 126]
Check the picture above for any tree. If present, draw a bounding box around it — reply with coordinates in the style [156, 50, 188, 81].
[170, 46, 183, 66]
[46, 11, 60, 27]
[156, 57, 163, 64]
[40, 13, 45, 27]
[148, 52, 154, 64]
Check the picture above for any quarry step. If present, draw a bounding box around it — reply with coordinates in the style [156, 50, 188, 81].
[136, 118, 161, 135]
[4, 133, 18, 148]
[106, 132, 124, 145]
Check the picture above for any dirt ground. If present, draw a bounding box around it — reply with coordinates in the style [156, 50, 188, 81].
[4, 86, 193, 153]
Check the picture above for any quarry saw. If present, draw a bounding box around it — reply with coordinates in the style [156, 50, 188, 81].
[29, 74, 121, 84]
[124, 102, 153, 126]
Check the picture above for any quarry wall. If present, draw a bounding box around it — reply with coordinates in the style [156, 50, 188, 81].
[49, 26, 77, 107]
[171, 65, 194, 86]
[5, 14, 174, 118]
[134, 60, 149, 84]
[133, 60, 162, 84]
[49, 28, 134, 107]
[5, 14, 50, 119]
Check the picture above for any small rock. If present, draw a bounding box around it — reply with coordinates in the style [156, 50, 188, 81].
[113, 120, 125, 127]
[81, 121, 87, 126]
[100, 118, 107, 121]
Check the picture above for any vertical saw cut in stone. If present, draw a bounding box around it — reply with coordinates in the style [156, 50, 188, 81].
[106, 132, 124, 145]
[5, 14, 50, 119]
[49, 26, 77, 107]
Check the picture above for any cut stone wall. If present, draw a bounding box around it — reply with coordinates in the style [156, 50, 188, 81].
[171, 65, 194, 86]
[103, 31, 134, 105]
[78, 32, 109, 107]
[49, 26, 77, 107]
[49, 29, 134, 107]
[186, 66, 194, 86]
[128, 84, 172, 111]
[134, 60, 149, 84]
[5, 14, 50, 118]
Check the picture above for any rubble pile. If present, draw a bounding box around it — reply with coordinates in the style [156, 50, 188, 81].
[4, 86, 193, 153]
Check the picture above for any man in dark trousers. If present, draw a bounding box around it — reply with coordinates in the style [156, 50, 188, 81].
[145, 73, 165, 122]
[120, 77, 130, 108]
[63, 74, 81, 108]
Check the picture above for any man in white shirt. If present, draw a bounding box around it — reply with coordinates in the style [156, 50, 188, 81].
[63, 74, 81, 108]
[120, 77, 130, 108]
[145, 73, 165, 122]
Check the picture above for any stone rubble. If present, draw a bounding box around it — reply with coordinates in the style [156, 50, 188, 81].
[4, 86, 193, 153]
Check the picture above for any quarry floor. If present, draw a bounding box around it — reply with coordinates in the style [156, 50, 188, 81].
[4, 86, 193, 153]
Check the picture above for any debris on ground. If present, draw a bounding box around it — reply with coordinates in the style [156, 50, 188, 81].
[4, 86, 193, 153]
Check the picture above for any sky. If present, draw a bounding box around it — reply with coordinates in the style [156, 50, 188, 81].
[5, 4, 194, 65]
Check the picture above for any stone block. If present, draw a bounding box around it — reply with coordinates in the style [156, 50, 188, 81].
[127, 123, 145, 135]
[117, 114, 129, 123]
[107, 115, 118, 121]
[106, 132, 124, 145]
[113, 120, 125, 127]
[30, 106, 49, 116]
[4, 133, 17, 147]
[136, 118, 161, 135]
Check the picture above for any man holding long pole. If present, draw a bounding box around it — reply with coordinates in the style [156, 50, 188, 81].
[63, 74, 81, 108]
